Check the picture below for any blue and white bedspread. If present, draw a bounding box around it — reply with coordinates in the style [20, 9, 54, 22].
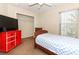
[36, 33, 79, 55]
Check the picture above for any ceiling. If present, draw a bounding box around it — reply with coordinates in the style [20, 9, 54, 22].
[10, 3, 58, 14]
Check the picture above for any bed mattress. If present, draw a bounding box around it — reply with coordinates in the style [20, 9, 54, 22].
[36, 33, 79, 55]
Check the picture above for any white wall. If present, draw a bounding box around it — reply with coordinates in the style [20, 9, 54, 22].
[0, 4, 37, 38]
[1, 3, 79, 38]
[0, 4, 8, 16]
[35, 13, 42, 27]
[37, 3, 79, 37]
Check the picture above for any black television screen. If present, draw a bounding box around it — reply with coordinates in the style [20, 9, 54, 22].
[0, 15, 18, 32]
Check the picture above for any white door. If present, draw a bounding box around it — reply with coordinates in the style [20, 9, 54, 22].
[17, 14, 34, 38]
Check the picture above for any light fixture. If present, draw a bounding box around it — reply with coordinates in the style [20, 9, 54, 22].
[28, 3, 53, 7]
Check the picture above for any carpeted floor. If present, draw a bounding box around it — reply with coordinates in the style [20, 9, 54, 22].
[0, 37, 47, 55]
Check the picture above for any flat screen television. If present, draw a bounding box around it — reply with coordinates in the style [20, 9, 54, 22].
[0, 15, 18, 32]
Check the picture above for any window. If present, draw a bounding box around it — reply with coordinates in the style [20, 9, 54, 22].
[60, 9, 79, 37]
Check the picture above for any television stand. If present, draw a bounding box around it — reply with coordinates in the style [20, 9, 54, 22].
[0, 30, 21, 52]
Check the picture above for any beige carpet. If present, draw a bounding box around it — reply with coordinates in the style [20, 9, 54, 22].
[0, 37, 47, 55]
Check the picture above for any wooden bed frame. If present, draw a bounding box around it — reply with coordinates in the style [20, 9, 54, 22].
[34, 30, 57, 55]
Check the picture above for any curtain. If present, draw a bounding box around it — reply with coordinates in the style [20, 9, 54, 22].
[60, 9, 79, 37]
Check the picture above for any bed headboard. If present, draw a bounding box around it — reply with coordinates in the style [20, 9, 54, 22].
[34, 30, 48, 39]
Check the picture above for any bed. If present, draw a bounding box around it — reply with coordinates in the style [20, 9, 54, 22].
[34, 30, 79, 55]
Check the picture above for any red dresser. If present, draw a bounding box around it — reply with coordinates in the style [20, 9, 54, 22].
[0, 30, 21, 52]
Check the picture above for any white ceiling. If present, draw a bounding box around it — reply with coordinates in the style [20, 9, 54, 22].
[10, 3, 57, 14]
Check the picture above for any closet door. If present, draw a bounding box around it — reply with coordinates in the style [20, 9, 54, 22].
[17, 14, 34, 38]
[60, 9, 79, 37]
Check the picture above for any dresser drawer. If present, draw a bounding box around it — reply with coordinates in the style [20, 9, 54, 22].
[7, 41, 15, 51]
[7, 31, 15, 37]
[7, 37, 15, 42]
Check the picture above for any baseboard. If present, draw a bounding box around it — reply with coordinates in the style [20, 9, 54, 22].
[22, 36, 33, 39]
